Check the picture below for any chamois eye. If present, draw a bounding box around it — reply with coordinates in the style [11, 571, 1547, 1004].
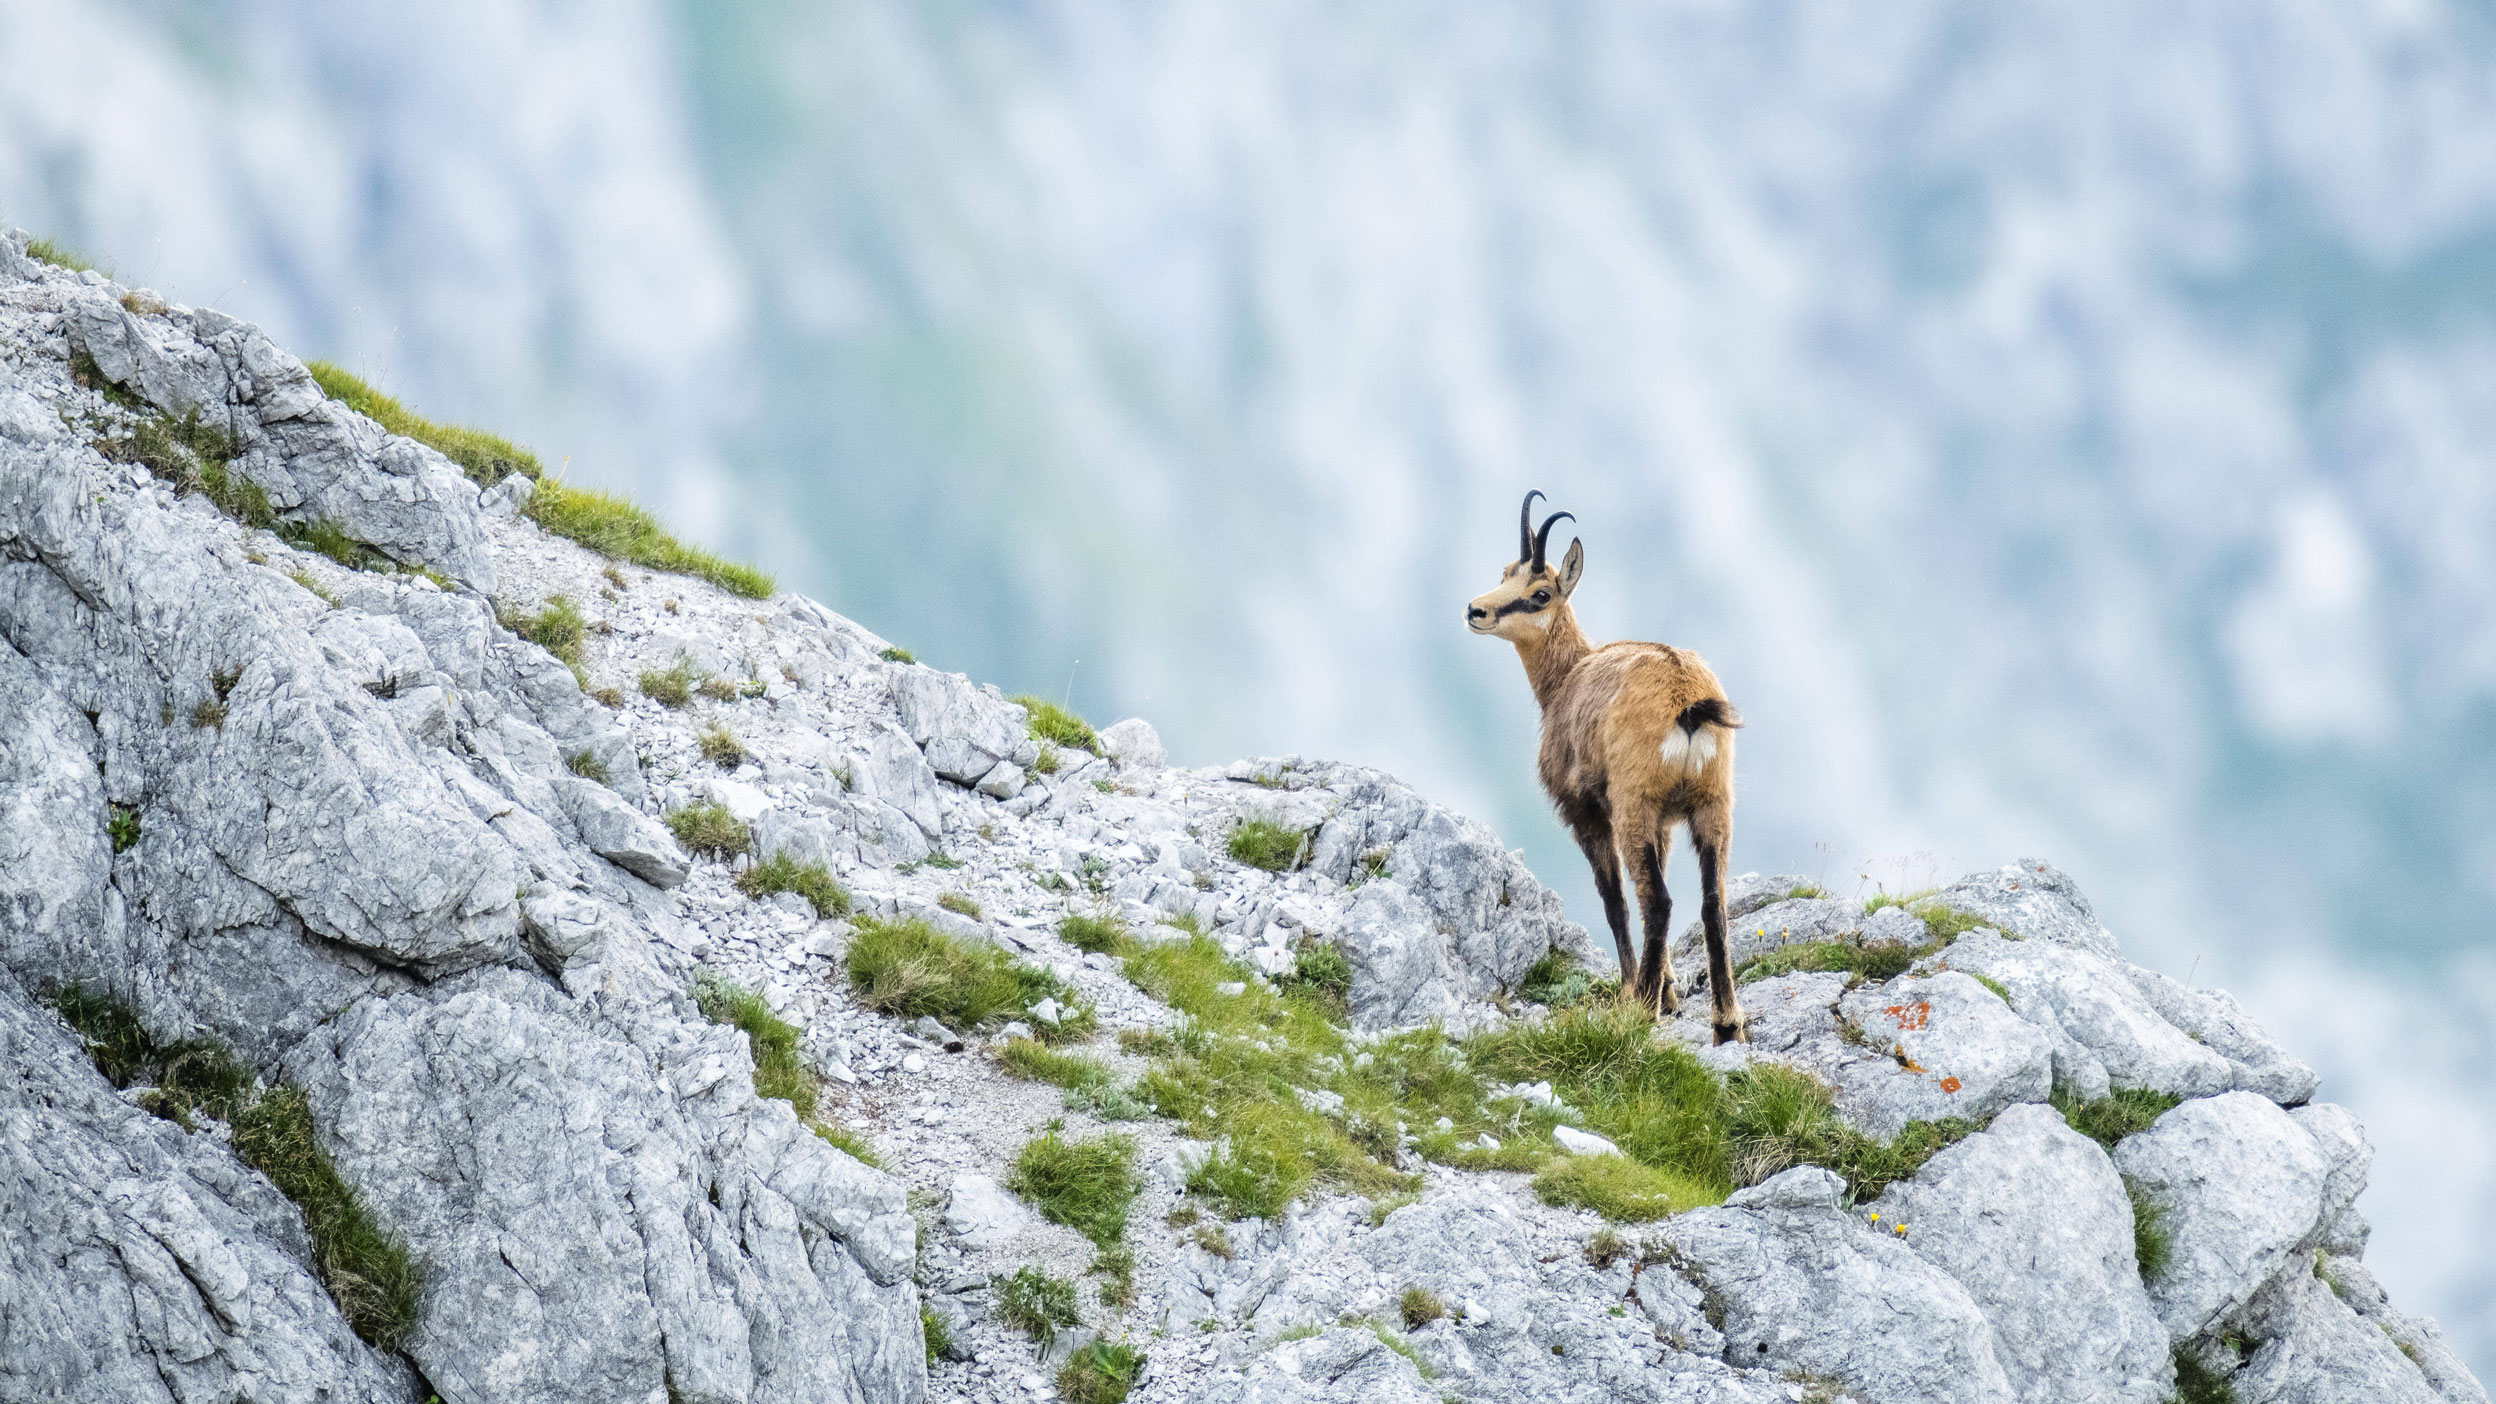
[1533, 590, 1551, 604]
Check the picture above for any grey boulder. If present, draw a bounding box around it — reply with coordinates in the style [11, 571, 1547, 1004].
[2112, 1092, 2331, 1341]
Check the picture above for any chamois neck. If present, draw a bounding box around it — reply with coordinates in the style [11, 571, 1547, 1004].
[1513, 605, 1593, 712]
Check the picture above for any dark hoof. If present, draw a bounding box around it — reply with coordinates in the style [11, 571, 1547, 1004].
[1712, 1019, 1747, 1046]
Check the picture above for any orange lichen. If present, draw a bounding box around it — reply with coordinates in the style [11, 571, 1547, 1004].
[1939, 1076, 1963, 1093]
[1883, 1001, 1932, 1032]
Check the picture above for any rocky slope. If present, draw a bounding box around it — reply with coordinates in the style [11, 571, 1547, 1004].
[0, 224, 2482, 1404]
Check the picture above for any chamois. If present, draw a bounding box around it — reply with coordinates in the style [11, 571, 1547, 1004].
[1467, 492, 1747, 1042]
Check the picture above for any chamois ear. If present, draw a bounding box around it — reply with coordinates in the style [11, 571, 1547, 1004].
[1556, 537, 1584, 596]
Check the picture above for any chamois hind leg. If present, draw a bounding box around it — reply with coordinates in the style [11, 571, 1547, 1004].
[1689, 801, 1744, 1043]
[1627, 819, 1678, 1017]
[1559, 799, 1635, 985]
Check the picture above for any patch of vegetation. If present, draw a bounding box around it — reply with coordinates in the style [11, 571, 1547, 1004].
[1090, 1242, 1137, 1308]
[1226, 818, 1310, 872]
[736, 852, 851, 917]
[693, 973, 816, 1122]
[1534, 1153, 1717, 1222]
[1033, 744, 1063, 776]
[2053, 1087, 2182, 1150]
[501, 595, 588, 683]
[307, 361, 541, 487]
[522, 478, 774, 599]
[1584, 1228, 1628, 1268]
[27, 236, 97, 272]
[93, 404, 289, 532]
[1277, 940, 1353, 1016]
[1736, 939, 1925, 986]
[665, 801, 750, 859]
[564, 749, 611, 784]
[281, 518, 398, 574]
[922, 853, 965, 870]
[697, 723, 747, 768]
[1063, 1079, 1154, 1122]
[1006, 1130, 1140, 1247]
[288, 567, 339, 605]
[1969, 973, 2014, 1004]
[1059, 911, 1130, 956]
[2169, 1350, 2236, 1404]
[1399, 1286, 1447, 1330]
[1518, 949, 1612, 1007]
[231, 1086, 424, 1349]
[1011, 695, 1100, 753]
[920, 1304, 953, 1365]
[190, 698, 227, 730]
[2131, 1185, 2173, 1282]
[814, 1121, 881, 1167]
[49, 985, 254, 1128]
[845, 916, 1085, 1035]
[1057, 1339, 1146, 1404]
[880, 645, 916, 664]
[938, 891, 983, 920]
[697, 676, 741, 702]
[1000, 1038, 1111, 1089]
[638, 655, 704, 707]
[994, 1264, 1083, 1350]
[1864, 891, 1990, 944]
[106, 804, 140, 854]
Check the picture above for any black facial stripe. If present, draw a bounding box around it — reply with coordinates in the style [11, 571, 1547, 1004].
[1493, 596, 1546, 618]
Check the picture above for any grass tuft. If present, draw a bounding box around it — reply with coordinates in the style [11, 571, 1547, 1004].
[2131, 1184, 2173, 1282]
[1000, 1039, 1111, 1089]
[1519, 949, 1612, 1007]
[1011, 695, 1100, 753]
[698, 723, 747, 768]
[1059, 911, 1130, 956]
[693, 973, 816, 1121]
[994, 1264, 1082, 1349]
[27, 236, 97, 272]
[564, 749, 611, 785]
[1737, 939, 1925, 986]
[502, 595, 588, 682]
[846, 916, 1083, 1034]
[1277, 940, 1353, 1015]
[815, 1121, 882, 1166]
[1227, 818, 1310, 872]
[1007, 1129, 1141, 1247]
[1057, 1340, 1146, 1404]
[938, 891, 983, 920]
[736, 852, 851, 917]
[921, 1304, 953, 1365]
[2170, 1349, 2236, 1404]
[1534, 1153, 1717, 1222]
[639, 655, 705, 708]
[2052, 1087, 2182, 1150]
[231, 1086, 424, 1350]
[522, 477, 774, 598]
[307, 361, 541, 487]
[665, 801, 750, 859]
[880, 645, 916, 664]
[1399, 1286, 1447, 1330]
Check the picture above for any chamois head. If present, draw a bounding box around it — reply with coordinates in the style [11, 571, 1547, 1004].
[1466, 490, 1585, 643]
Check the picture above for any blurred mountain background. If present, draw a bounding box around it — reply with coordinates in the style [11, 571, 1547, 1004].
[6, 0, 2491, 1370]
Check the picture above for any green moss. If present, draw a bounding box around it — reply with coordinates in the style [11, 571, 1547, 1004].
[697, 723, 747, 768]
[1011, 695, 1100, 753]
[639, 655, 704, 707]
[1226, 818, 1310, 872]
[845, 916, 1082, 1033]
[1534, 1153, 1717, 1222]
[307, 361, 542, 487]
[994, 1264, 1082, 1348]
[231, 1086, 424, 1350]
[522, 478, 774, 599]
[736, 852, 851, 917]
[693, 973, 816, 1121]
[2052, 1087, 2182, 1150]
[665, 801, 750, 859]
[1058, 912, 1130, 956]
[1057, 1340, 1146, 1404]
[1007, 1129, 1141, 1247]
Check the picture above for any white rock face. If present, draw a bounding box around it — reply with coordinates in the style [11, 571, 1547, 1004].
[1873, 1104, 2171, 1404]
[1832, 971, 2054, 1136]
[2114, 1092, 2332, 1341]
[944, 1173, 1036, 1249]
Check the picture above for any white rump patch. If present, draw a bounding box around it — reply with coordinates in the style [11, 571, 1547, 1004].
[1659, 724, 1719, 780]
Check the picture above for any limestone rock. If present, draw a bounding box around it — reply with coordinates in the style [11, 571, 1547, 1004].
[1872, 1104, 2172, 1404]
[1941, 930, 2234, 1101]
[888, 667, 1027, 785]
[1099, 717, 1167, 768]
[2113, 1092, 2331, 1341]
[1829, 971, 2054, 1137]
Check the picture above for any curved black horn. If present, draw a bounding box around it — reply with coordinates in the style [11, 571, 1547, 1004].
[1533, 511, 1575, 569]
[1518, 490, 1545, 562]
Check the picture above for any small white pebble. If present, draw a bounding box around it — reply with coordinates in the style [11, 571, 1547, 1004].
[1020, 1373, 1047, 1392]
[902, 1053, 927, 1074]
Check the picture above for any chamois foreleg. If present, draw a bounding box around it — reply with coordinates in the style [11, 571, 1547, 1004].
[1559, 799, 1635, 985]
[1627, 824, 1678, 1016]
[1690, 802, 1744, 1043]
